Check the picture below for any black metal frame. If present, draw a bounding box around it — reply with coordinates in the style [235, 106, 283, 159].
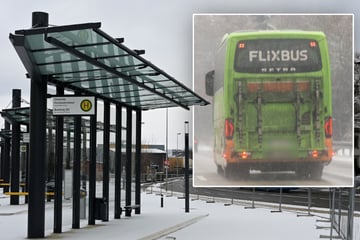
[135, 110, 141, 214]
[72, 113, 81, 229]
[102, 101, 110, 222]
[114, 104, 122, 219]
[54, 86, 64, 233]
[10, 89, 21, 205]
[44, 36, 189, 110]
[125, 107, 132, 217]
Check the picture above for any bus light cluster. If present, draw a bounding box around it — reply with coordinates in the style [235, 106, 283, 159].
[310, 150, 319, 158]
[324, 117, 333, 138]
[240, 151, 251, 159]
[225, 118, 234, 140]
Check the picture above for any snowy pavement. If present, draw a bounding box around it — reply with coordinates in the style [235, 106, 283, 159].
[0, 186, 334, 240]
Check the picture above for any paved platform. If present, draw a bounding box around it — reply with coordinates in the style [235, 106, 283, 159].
[0, 188, 329, 240]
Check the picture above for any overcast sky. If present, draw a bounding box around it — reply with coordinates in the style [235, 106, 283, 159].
[0, 0, 359, 149]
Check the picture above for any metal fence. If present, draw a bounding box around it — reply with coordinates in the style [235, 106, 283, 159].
[144, 177, 360, 240]
[330, 187, 360, 240]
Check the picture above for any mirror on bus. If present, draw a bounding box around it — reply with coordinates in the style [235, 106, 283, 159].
[205, 70, 215, 96]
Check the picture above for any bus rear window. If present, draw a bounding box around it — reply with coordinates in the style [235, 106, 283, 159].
[234, 39, 322, 73]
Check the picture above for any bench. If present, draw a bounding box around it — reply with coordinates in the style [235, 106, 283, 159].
[4, 192, 28, 196]
[0, 183, 27, 187]
[4, 192, 55, 196]
[124, 204, 140, 216]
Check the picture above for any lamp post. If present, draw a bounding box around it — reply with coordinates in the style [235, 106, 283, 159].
[184, 121, 189, 213]
[165, 108, 168, 191]
[176, 132, 181, 177]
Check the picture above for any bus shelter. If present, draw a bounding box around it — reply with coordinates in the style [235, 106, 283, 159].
[0, 105, 120, 195]
[9, 12, 208, 238]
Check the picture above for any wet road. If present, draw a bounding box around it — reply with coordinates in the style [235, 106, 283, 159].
[193, 145, 353, 187]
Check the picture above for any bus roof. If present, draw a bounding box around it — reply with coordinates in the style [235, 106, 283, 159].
[226, 30, 326, 41]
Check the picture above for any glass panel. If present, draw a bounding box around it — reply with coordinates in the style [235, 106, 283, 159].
[25, 34, 54, 50]
[19, 27, 208, 110]
[32, 49, 65, 64]
[38, 60, 97, 75]
[53, 69, 109, 81]
[48, 29, 107, 47]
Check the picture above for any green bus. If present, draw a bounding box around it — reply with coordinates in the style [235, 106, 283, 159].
[205, 31, 332, 180]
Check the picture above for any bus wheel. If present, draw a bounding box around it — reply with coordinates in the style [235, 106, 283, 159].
[235, 165, 249, 180]
[217, 165, 224, 175]
[295, 166, 309, 179]
[309, 164, 324, 180]
[224, 164, 234, 179]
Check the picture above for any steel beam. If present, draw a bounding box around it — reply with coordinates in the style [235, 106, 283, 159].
[3, 122, 10, 193]
[88, 111, 97, 225]
[102, 101, 110, 221]
[125, 107, 132, 216]
[10, 89, 21, 205]
[135, 110, 141, 214]
[54, 86, 64, 233]
[72, 114, 81, 228]
[114, 104, 122, 219]
[27, 73, 47, 238]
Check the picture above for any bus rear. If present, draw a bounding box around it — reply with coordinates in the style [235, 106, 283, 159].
[209, 31, 332, 180]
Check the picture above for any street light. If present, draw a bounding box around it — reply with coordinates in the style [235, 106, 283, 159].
[184, 121, 189, 213]
[176, 132, 181, 177]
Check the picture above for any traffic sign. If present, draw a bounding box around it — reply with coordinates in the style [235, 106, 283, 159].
[53, 96, 95, 115]
[20, 145, 27, 152]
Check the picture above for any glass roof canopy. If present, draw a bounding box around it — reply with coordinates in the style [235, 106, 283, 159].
[10, 22, 209, 110]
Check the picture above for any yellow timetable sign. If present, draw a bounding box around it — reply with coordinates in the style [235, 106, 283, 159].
[53, 96, 95, 115]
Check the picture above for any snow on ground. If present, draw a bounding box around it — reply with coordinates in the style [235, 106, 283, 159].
[0, 183, 333, 240]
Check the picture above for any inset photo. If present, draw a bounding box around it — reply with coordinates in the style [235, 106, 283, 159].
[193, 14, 353, 187]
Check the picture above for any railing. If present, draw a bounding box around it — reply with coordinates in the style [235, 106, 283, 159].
[143, 177, 360, 240]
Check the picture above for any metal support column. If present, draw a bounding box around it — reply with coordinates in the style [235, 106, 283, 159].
[47, 122, 55, 182]
[184, 121, 190, 213]
[114, 104, 122, 219]
[54, 86, 64, 233]
[72, 114, 81, 229]
[88, 111, 97, 225]
[27, 12, 49, 237]
[10, 89, 21, 205]
[0, 143, 3, 180]
[103, 101, 110, 221]
[24, 126, 29, 204]
[135, 109, 141, 214]
[125, 107, 132, 217]
[28, 72, 47, 238]
[3, 122, 10, 193]
[82, 128, 87, 190]
[66, 129, 71, 169]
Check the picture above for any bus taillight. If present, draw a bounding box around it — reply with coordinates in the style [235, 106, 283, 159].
[225, 118, 234, 140]
[240, 151, 251, 159]
[324, 117, 332, 138]
[311, 150, 319, 158]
